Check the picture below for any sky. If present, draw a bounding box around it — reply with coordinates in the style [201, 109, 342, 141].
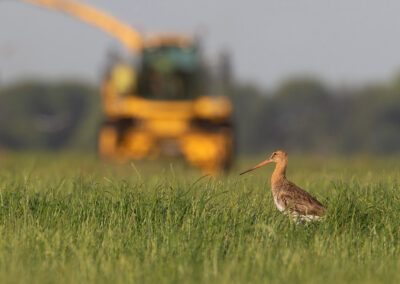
[1, 0, 400, 89]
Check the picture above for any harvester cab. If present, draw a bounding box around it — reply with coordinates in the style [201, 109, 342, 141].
[99, 33, 234, 174]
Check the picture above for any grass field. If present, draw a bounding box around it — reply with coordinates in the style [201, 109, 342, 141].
[0, 152, 400, 283]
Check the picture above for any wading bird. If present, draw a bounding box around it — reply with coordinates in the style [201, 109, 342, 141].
[240, 150, 326, 222]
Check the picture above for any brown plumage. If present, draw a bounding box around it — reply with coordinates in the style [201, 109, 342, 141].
[240, 150, 326, 221]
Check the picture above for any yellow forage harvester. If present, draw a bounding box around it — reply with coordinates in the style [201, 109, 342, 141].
[99, 34, 234, 174]
[20, 0, 234, 174]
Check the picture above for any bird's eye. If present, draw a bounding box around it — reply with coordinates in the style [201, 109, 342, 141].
[272, 152, 276, 156]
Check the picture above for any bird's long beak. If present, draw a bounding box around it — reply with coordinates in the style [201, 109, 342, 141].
[240, 158, 273, 175]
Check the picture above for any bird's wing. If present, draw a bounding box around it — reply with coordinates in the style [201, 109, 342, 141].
[278, 182, 326, 216]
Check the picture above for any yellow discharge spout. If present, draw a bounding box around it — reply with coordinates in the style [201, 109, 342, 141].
[21, 0, 142, 52]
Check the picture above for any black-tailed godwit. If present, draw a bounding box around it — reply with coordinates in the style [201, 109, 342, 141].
[240, 150, 326, 222]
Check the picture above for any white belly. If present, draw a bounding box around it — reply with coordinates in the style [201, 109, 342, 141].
[273, 195, 285, 212]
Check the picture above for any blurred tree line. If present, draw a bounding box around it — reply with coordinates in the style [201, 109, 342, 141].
[0, 81, 101, 151]
[1, 75, 400, 154]
[233, 75, 400, 154]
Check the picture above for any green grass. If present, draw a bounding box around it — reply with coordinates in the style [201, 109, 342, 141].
[0, 152, 400, 283]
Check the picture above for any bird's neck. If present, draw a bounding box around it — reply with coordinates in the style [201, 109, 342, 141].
[271, 160, 287, 187]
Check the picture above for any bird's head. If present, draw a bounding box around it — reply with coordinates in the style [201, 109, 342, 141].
[240, 150, 287, 175]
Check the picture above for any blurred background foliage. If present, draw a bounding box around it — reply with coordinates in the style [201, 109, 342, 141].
[233, 74, 400, 154]
[0, 81, 101, 151]
[1, 74, 400, 155]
